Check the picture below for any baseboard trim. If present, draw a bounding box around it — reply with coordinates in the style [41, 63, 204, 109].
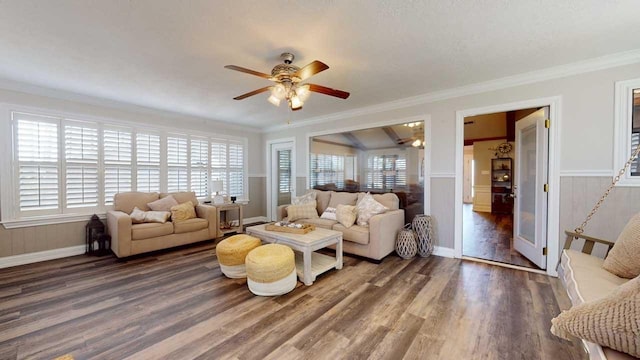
[0, 245, 85, 269]
[461, 256, 548, 275]
[433, 246, 455, 258]
[244, 216, 268, 225]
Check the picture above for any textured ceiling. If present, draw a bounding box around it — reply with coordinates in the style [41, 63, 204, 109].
[1, 1, 640, 130]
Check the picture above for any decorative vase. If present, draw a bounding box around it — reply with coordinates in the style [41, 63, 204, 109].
[412, 215, 434, 257]
[395, 224, 417, 259]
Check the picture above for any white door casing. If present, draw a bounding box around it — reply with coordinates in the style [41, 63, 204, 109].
[266, 139, 296, 221]
[513, 107, 549, 269]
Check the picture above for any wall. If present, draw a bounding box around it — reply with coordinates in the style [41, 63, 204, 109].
[464, 113, 506, 140]
[263, 62, 640, 257]
[0, 87, 265, 259]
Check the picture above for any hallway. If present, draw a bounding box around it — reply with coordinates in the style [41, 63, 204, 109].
[463, 204, 538, 269]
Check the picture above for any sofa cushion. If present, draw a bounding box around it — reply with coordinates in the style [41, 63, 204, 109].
[356, 193, 388, 227]
[292, 191, 316, 205]
[174, 218, 209, 234]
[312, 190, 332, 214]
[114, 192, 159, 214]
[287, 202, 319, 222]
[161, 191, 199, 206]
[144, 211, 171, 224]
[320, 207, 337, 220]
[336, 204, 357, 228]
[561, 249, 628, 305]
[148, 195, 179, 211]
[551, 274, 640, 358]
[300, 218, 338, 230]
[130, 206, 146, 224]
[603, 212, 640, 279]
[171, 201, 197, 222]
[333, 223, 369, 245]
[131, 222, 174, 240]
[328, 192, 358, 209]
[357, 192, 400, 210]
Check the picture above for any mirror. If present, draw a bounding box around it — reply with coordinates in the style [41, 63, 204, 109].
[309, 121, 425, 223]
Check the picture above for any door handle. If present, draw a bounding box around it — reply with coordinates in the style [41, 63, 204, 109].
[509, 193, 516, 198]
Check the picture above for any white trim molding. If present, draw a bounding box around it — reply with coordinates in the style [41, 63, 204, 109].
[2, 213, 106, 229]
[433, 246, 455, 258]
[244, 216, 268, 224]
[559, 170, 615, 177]
[0, 245, 86, 269]
[454, 96, 562, 277]
[265, 49, 640, 133]
[613, 77, 640, 187]
[430, 172, 456, 178]
[265, 137, 296, 222]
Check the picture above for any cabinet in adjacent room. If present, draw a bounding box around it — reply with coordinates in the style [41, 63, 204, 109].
[491, 158, 513, 214]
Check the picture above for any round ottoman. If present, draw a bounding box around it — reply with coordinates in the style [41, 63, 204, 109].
[245, 244, 297, 296]
[216, 234, 262, 278]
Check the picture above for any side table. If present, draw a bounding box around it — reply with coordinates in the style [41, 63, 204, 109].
[215, 203, 243, 238]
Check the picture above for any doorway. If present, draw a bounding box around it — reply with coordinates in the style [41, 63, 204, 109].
[266, 139, 296, 221]
[454, 97, 562, 276]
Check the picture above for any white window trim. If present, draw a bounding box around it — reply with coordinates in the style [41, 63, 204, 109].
[614, 78, 640, 187]
[0, 103, 250, 228]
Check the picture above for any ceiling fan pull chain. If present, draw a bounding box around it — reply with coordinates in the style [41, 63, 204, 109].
[574, 140, 640, 235]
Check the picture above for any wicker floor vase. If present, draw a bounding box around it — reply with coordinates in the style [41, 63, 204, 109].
[412, 215, 434, 257]
[395, 224, 417, 259]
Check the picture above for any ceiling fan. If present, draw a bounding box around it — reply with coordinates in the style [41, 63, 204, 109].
[225, 52, 350, 111]
[397, 122, 425, 148]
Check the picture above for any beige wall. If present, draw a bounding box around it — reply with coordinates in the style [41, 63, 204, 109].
[464, 113, 506, 140]
[310, 140, 357, 156]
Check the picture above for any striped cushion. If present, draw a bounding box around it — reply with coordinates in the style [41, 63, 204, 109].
[286, 202, 319, 221]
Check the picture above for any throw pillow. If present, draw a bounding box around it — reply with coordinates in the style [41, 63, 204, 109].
[355, 192, 388, 227]
[550, 275, 640, 357]
[336, 204, 357, 228]
[147, 195, 179, 211]
[292, 191, 316, 205]
[130, 207, 146, 224]
[170, 202, 197, 222]
[603, 212, 640, 278]
[287, 202, 319, 222]
[144, 211, 171, 223]
[320, 207, 337, 220]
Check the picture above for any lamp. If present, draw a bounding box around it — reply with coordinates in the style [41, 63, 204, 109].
[211, 180, 224, 205]
[267, 82, 309, 111]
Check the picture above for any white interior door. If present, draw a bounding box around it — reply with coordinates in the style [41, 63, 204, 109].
[270, 142, 295, 220]
[513, 107, 549, 269]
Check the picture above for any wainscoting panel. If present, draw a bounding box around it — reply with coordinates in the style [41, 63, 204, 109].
[472, 185, 492, 213]
[430, 177, 455, 250]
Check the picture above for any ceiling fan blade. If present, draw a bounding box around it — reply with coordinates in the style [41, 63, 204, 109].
[308, 84, 350, 99]
[233, 86, 271, 100]
[224, 65, 272, 79]
[295, 61, 329, 81]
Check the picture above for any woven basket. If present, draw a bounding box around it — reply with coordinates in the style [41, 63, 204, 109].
[396, 224, 417, 259]
[216, 234, 262, 266]
[246, 244, 296, 283]
[412, 215, 434, 257]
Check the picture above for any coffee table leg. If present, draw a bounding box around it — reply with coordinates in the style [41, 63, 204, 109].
[303, 249, 313, 286]
[336, 238, 343, 270]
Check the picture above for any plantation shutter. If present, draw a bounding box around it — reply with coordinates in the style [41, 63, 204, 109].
[167, 136, 188, 192]
[190, 138, 209, 198]
[632, 131, 639, 176]
[64, 122, 99, 207]
[228, 140, 244, 197]
[278, 150, 291, 193]
[136, 133, 160, 192]
[211, 139, 228, 194]
[104, 129, 132, 205]
[16, 114, 60, 212]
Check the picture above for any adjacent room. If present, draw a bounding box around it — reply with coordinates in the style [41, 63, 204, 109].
[1, 2, 640, 360]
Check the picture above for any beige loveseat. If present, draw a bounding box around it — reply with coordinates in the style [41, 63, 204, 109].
[107, 191, 217, 258]
[277, 190, 404, 261]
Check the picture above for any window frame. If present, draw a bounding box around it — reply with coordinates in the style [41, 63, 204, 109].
[0, 104, 249, 228]
[614, 78, 640, 187]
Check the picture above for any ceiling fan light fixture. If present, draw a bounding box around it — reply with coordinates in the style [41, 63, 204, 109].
[290, 95, 303, 110]
[412, 139, 422, 147]
[295, 84, 311, 102]
[267, 94, 281, 106]
[271, 83, 286, 99]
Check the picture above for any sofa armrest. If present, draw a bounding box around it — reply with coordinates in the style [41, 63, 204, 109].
[107, 210, 132, 258]
[277, 204, 290, 221]
[196, 204, 218, 239]
[368, 209, 405, 259]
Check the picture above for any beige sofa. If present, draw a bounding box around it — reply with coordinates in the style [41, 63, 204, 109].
[107, 191, 217, 258]
[277, 190, 404, 261]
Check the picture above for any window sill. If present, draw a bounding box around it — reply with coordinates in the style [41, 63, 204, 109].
[1, 213, 106, 229]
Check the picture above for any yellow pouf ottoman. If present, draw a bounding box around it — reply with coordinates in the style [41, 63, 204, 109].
[216, 234, 262, 278]
[246, 244, 297, 296]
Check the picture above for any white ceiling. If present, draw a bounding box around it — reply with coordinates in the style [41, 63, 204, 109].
[314, 122, 422, 150]
[1, 1, 640, 130]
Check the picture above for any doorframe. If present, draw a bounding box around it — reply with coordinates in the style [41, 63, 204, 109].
[305, 114, 432, 214]
[454, 96, 562, 277]
[266, 137, 296, 221]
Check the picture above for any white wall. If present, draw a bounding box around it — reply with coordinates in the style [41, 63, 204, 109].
[263, 62, 640, 251]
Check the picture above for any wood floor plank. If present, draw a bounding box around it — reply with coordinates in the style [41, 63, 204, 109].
[0, 241, 587, 360]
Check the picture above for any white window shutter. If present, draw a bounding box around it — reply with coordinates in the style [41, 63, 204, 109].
[190, 138, 208, 198]
[64, 124, 99, 208]
[104, 129, 132, 205]
[136, 133, 160, 192]
[167, 136, 188, 192]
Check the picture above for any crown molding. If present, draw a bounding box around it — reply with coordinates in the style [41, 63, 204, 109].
[264, 48, 640, 133]
[0, 78, 262, 133]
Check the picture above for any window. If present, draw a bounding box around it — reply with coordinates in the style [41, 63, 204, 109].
[3, 109, 248, 224]
[614, 79, 640, 186]
[278, 150, 291, 194]
[365, 154, 407, 190]
[309, 154, 347, 188]
[136, 133, 160, 192]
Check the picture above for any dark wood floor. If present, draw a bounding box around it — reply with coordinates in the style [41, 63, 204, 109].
[463, 204, 539, 269]
[0, 240, 585, 360]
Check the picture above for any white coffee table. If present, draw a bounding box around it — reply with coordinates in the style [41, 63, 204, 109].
[246, 224, 343, 286]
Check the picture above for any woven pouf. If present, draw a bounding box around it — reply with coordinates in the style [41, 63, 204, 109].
[396, 224, 418, 259]
[216, 234, 262, 278]
[245, 244, 297, 296]
[412, 215, 434, 257]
